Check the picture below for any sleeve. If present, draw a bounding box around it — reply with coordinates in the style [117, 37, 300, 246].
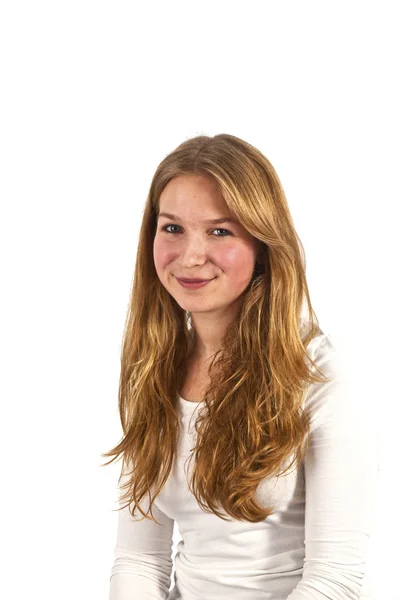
[286, 334, 379, 599]
[109, 466, 175, 600]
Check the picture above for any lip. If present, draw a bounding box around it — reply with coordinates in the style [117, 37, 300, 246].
[178, 278, 211, 283]
[176, 277, 215, 289]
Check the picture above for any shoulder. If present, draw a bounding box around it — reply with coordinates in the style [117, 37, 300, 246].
[301, 326, 352, 435]
[300, 320, 342, 388]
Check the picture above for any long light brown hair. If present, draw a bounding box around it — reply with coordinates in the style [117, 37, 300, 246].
[101, 133, 330, 524]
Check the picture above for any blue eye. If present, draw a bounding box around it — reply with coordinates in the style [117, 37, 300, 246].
[161, 224, 232, 237]
[213, 228, 231, 236]
[161, 224, 180, 234]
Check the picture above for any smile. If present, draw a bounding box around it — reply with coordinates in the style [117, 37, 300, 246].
[176, 278, 215, 290]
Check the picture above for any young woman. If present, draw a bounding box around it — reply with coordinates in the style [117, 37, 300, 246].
[104, 133, 378, 599]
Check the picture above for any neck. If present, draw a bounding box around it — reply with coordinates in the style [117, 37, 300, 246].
[187, 298, 243, 361]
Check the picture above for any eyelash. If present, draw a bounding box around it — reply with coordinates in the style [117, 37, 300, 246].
[160, 224, 232, 237]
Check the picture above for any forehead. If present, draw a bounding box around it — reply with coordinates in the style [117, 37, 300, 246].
[158, 174, 230, 216]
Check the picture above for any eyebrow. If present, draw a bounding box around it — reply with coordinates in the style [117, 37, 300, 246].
[157, 212, 238, 225]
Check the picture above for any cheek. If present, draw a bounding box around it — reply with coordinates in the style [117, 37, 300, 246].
[220, 246, 255, 275]
[153, 238, 174, 269]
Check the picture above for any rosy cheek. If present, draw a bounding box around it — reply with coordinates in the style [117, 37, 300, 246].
[153, 241, 162, 268]
[220, 247, 255, 283]
[220, 246, 241, 268]
[154, 241, 174, 267]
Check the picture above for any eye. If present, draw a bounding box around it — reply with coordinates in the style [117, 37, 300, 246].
[213, 228, 232, 237]
[160, 224, 232, 237]
[161, 224, 180, 234]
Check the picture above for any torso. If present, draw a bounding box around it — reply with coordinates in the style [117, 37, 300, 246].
[179, 356, 212, 403]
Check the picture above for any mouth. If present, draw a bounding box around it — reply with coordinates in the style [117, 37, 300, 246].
[176, 277, 215, 289]
[178, 278, 211, 283]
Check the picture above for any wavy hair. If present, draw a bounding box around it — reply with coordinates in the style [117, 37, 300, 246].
[101, 133, 331, 524]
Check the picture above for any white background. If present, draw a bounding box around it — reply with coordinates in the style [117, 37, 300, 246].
[0, 1, 398, 598]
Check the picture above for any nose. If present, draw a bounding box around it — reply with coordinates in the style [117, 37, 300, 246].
[178, 234, 209, 267]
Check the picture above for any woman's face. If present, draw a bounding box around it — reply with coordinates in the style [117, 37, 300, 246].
[153, 173, 259, 317]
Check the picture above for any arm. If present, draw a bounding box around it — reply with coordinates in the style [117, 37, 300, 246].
[287, 335, 379, 599]
[109, 467, 174, 600]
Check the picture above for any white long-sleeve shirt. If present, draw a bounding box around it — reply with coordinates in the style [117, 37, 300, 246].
[109, 330, 379, 599]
